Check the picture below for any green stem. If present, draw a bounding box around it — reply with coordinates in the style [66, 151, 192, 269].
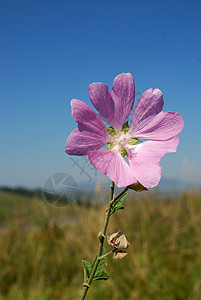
[98, 249, 116, 261]
[80, 181, 115, 300]
[111, 186, 129, 205]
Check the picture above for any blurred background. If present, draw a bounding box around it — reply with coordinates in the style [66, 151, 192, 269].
[0, 0, 201, 299]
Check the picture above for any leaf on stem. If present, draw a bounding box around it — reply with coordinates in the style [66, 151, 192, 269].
[82, 248, 110, 281]
[110, 192, 128, 214]
[82, 260, 91, 279]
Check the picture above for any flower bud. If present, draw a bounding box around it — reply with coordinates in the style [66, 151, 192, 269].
[107, 230, 130, 250]
[128, 181, 148, 192]
[113, 250, 128, 260]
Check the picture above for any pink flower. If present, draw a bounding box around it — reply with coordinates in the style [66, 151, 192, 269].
[65, 73, 184, 188]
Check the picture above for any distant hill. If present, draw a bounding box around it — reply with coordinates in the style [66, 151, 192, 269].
[0, 178, 200, 203]
[0, 186, 43, 198]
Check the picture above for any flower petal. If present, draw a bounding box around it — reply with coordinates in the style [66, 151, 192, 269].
[88, 149, 137, 187]
[129, 88, 184, 140]
[65, 128, 109, 156]
[65, 99, 110, 155]
[130, 111, 184, 141]
[128, 137, 179, 188]
[88, 83, 115, 124]
[71, 98, 97, 124]
[129, 88, 164, 135]
[71, 98, 108, 134]
[110, 73, 135, 131]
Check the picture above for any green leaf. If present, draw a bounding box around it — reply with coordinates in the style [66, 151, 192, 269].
[94, 251, 110, 280]
[82, 260, 92, 279]
[94, 270, 110, 280]
[82, 248, 110, 281]
[113, 204, 125, 210]
[111, 192, 128, 213]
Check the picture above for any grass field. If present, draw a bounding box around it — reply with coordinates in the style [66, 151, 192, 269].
[0, 187, 201, 300]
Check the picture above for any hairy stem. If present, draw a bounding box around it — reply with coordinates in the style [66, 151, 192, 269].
[80, 181, 115, 300]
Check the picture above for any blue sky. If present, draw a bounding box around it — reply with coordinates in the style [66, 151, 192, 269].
[0, 0, 201, 189]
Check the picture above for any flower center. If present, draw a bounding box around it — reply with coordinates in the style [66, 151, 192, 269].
[112, 132, 131, 149]
[106, 124, 141, 157]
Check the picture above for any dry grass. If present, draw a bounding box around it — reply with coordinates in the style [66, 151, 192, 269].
[0, 188, 201, 299]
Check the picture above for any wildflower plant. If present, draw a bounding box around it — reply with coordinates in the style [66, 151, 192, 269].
[65, 73, 184, 299]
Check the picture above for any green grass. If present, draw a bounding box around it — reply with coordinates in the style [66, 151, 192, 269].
[0, 189, 201, 299]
